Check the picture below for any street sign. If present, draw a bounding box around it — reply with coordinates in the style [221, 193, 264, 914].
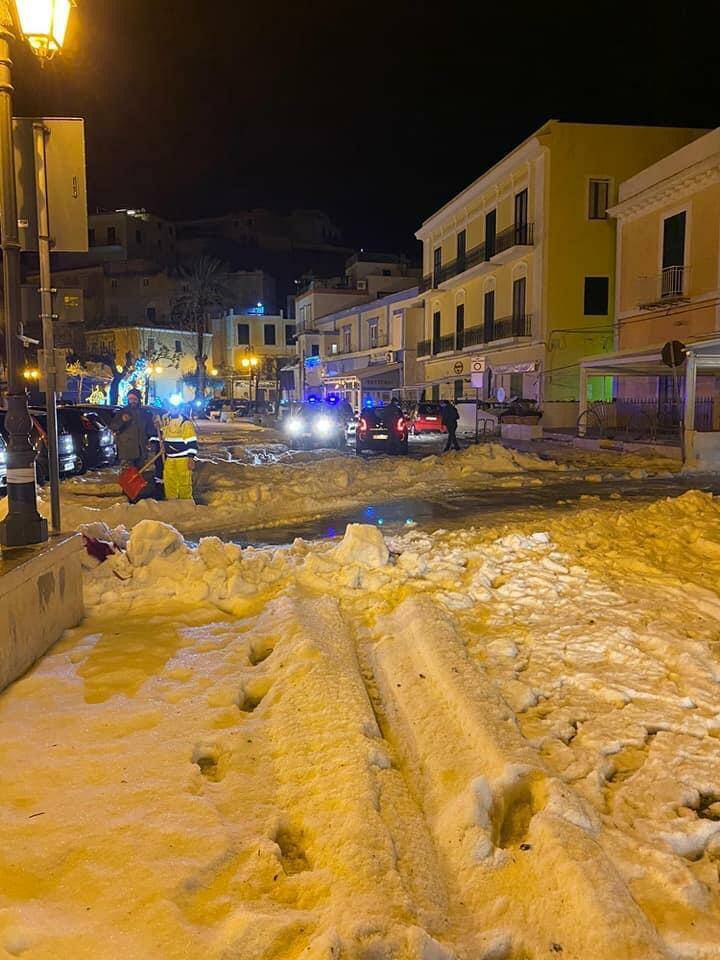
[661, 340, 686, 368]
[470, 355, 486, 388]
[13, 117, 88, 253]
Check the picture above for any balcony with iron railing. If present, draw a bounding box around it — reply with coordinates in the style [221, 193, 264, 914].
[493, 222, 535, 259]
[432, 332, 457, 355]
[491, 313, 532, 340]
[426, 225, 534, 289]
[336, 335, 390, 355]
[417, 315, 532, 358]
[636, 265, 690, 310]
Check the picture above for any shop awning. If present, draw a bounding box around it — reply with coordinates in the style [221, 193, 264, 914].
[323, 362, 401, 387]
[581, 338, 720, 378]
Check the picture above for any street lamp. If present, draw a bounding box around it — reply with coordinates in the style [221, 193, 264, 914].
[0, 0, 74, 547]
[13, 0, 73, 60]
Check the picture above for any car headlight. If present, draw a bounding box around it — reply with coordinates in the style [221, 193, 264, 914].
[286, 418, 304, 435]
[314, 416, 333, 436]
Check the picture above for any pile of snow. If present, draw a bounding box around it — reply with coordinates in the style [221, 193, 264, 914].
[1, 441, 681, 539]
[2, 489, 720, 957]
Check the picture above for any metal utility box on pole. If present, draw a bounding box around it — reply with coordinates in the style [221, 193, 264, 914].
[12, 116, 87, 535]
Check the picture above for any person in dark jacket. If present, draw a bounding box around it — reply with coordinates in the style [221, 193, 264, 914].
[440, 399, 461, 452]
[110, 389, 156, 468]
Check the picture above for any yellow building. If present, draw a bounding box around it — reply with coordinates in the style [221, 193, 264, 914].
[84, 325, 210, 403]
[580, 127, 720, 462]
[412, 120, 705, 425]
[212, 310, 297, 401]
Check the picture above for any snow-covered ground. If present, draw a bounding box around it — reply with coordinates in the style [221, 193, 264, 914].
[1, 490, 719, 958]
[0, 436, 682, 539]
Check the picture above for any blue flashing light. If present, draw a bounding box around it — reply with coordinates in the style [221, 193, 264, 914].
[194, 399, 203, 408]
[326, 394, 339, 405]
[377, 518, 384, 526]
[363, 397, 374, 408]
[304, 356, 321, 368]
[364, 506, 376, 518]
[307, 394, 320, 404]
[327, 527, 336, 538]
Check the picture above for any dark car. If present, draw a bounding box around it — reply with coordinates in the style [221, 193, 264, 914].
[356, 405, 409, 455]
[283, 401, 345, 449]
[56, 407, 117, 472]
[0, 409, 80, 484]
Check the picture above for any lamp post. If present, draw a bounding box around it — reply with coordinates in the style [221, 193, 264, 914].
[240, 354, 259, 406]
[0, 0, 73, 547]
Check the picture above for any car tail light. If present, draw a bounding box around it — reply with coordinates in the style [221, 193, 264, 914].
[358, 417, 368, 436]
[396, 418, 405, 433]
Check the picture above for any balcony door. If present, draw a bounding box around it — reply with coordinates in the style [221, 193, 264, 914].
[433, 247, 442, 285]
[512, 277, 526, 335]
[455, 304, 465, 349]
[514, 189, 529, 245]
[485, 210, 496, 258]
[661, 211, 686, 297]
[483, 290, 495, 342]
[456, 230, 466, 269]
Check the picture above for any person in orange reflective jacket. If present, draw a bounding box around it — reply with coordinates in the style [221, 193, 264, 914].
[160, 412, 197, 500]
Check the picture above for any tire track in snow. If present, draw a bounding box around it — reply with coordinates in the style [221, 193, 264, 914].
[367, 595, 669, 960]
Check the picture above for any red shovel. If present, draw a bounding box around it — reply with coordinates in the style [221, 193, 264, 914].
[118, 448, 164, 503]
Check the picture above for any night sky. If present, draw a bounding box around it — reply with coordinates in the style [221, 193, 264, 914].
[12, 1, 720, 256]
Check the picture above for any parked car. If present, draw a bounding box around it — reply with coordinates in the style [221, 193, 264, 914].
[0, 409, 80, 483]
[73, 403, 121, 429]
[283, 401, 346, 449]
[409, 402, 446, 435]
[0, 432, 7, 493]
[53, 407, 117, 472]
[356, 406, 409, 455]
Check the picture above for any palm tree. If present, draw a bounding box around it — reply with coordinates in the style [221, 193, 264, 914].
[172, 257, 231, 400]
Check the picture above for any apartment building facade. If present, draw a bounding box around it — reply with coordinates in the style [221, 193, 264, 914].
[212, 310, 297, 401]
[302, 287, 423, 408]
[580, 127, 720, 460]
[292, 252, 420, 398]
[412, 120, 704, 422]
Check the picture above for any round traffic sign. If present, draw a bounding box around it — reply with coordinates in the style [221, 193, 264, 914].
[661, 340, 686, 368]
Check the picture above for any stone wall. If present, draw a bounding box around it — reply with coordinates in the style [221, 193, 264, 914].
[0, 535, 84, 692]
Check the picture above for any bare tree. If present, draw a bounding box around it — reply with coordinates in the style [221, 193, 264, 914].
[172, 257, 232, 401]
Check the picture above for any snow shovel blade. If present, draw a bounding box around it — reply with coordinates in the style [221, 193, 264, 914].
[118, 465, 149, 503]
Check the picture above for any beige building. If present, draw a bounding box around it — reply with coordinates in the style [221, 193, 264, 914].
[302, 287, 423, 408]
[293, 252, 420, 397]
[580, 127, 720, 462]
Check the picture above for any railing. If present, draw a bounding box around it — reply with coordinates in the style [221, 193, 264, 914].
[296, 277, 367, 295]
[432, 240, 489, 286]
[494, 222, 534, 255]
[637, 265, 689, 309]
[419, 274, 433, 293]
[417, 338, 431, 357]
[433, 332, 456, 354]
[578, 397, 720, 444]
[336, 335, 389, 355]
[490, 314, 532, 340]
[462, 324, 485, 348]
